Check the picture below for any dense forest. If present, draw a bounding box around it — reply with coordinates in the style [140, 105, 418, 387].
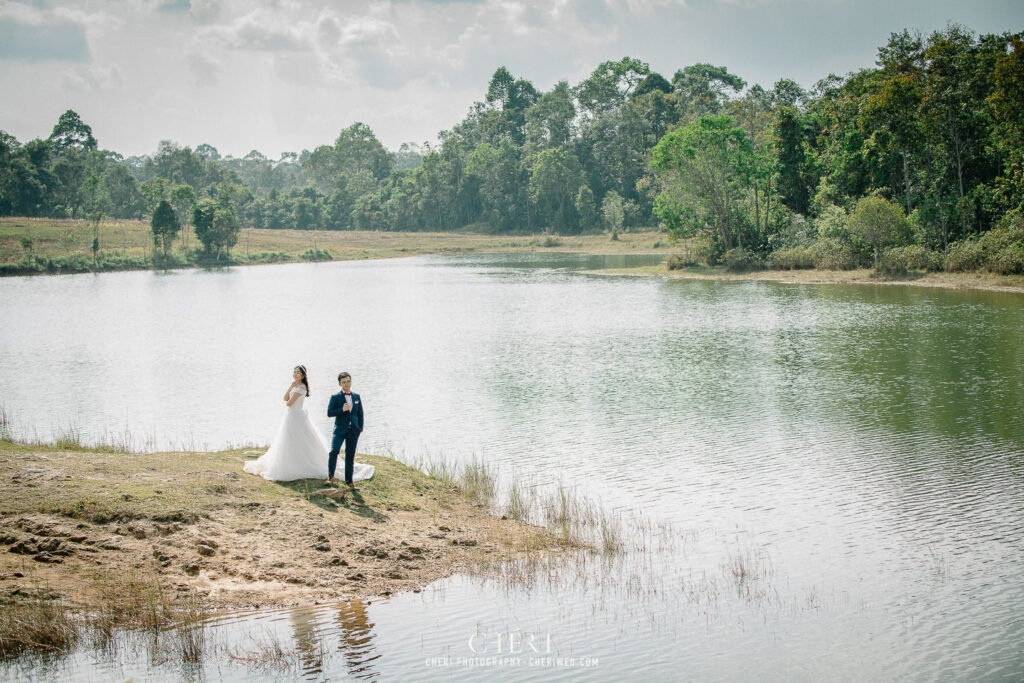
[1, 25, 1022, 273]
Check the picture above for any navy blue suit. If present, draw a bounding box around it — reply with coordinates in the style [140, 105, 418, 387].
[327, 391, 363, 483]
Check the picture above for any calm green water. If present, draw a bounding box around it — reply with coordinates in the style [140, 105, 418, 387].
[1, 254, 1022, 681]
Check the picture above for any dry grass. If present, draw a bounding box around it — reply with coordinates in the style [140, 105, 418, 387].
[0, 596, 79, 658]
[0, 217, 668, 270]
[0, 433, 563, 662]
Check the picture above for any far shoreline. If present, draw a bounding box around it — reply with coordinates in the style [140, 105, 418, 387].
[587, 263, 1024, 295]
[3, 218, 1022, 294]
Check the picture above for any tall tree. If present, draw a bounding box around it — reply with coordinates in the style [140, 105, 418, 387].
[150, 199, 180, 258]
[529, 147, 585, 233]
[169, 184, 197, 250]
[672, 64, 746, 119]
[49, 109, 97, 152]
[651, 115, 755, 251]
[575, 57, 651, 118]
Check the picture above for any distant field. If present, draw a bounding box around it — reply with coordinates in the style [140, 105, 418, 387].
[0, 217, 669, 268]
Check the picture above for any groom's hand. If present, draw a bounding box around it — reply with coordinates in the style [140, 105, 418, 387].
[342, 404, 351, 412]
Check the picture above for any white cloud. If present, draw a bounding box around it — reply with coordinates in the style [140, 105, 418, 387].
[204, 7, 309, 51]
[187, 50, 221, 85]
[190, 0, 222, 22]
[59, 62, 123, 90]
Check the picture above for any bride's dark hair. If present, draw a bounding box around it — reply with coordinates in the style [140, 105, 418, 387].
[295, 365, 310, 397]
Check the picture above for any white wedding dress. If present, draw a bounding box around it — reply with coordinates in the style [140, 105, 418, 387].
[244, 387, 374, 483]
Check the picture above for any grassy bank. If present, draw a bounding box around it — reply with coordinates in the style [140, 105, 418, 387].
[0, 438, 563, 659]
[595, 262, 1024, 294]
[0, 217, 668, 276]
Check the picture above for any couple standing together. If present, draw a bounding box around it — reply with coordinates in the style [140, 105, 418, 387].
[243, 367, 374, 487]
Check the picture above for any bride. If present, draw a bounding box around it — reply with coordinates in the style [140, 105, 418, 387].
[244, 366, 374, 483]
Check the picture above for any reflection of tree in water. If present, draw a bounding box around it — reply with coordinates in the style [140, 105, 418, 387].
[289, 608, 325, 674]
[337, 598, 381, 679]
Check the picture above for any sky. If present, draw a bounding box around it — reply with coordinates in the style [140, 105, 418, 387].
[1, 0, 1022, 159]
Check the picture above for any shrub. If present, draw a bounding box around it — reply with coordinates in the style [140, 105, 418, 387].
[811, 239, 860, 270]
[768, 245, 816, 270]
[248, 251, 291, 263]
[986, 245, 1024, 274]
[879, 245, 943, 274]
[300, 248, 331, 261]
[666, 253, 694, 270]
[944, 239, 984, 272]
[978, 212, 1024, 274]
[722, 247, 763, 273]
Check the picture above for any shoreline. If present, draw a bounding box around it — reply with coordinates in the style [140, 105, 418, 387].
[588, 263, 1024, 295]
[0, 218, 667, 278]
[0, 439, 560, 636]
[4, 218, 1021, 294]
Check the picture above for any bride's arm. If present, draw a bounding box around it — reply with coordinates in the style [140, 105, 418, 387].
[285, 391, 302, 407]
[283, 380, 299, 402]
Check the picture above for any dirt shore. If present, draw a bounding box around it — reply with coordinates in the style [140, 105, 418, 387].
[0, 440, 555, 614]
[592, 263, 1024, 294]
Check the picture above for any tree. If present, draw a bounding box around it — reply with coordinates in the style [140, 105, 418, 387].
[150, 199, 180, 258]
[575, 186, 597, 231]
[211, 205, 240, 258]
[672, 64, 746, 119]
[525, 81, 576, 152]
[169, 184, 197, 251]
[771, 79, 807, 109]
[140, 177, 169, 216]
[651, 115, 755, 251]
[633, 72, 673, 98]
[602, 190, 625, 236]
[774, 107, 811, 214]
[528, 147, 585, 233]
[466, 140, 526, 231]
[921, 26, 993, 232]
[193, 198, 239, 259]
[485, 67, 539, 146]
[304, 122, 393, 187]
[575, 57, 651, 118]
[990, 36, 1024, 211]
[101, 164, 144, 218]
[49, 110, 97, 152]
[195, 143, 220, 160]
[847, 195, 911, 268]
[193, 199, 216, 254]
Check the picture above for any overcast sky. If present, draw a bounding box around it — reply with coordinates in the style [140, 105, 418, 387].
[1, 0, 1021, 159]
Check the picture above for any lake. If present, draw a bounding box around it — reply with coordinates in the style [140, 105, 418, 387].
[1, 254, 1023, 681]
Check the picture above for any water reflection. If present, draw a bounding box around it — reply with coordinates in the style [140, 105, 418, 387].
[336, 599, 380, 679]
[290, 607, 325, 675]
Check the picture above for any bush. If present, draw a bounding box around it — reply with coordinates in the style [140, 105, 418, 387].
[722, 247, 763, 273]
[247, 251, 291, 263]
[986, 244, 1024, 274]
[944, 239, 984, 272]
[768, 245, 816, 270]
[977, 212, 1024, 274]
[811, 239, 861, 270]
[666, 253, 695, 270]
[300, 248, 332, 261]
[879, 245, 943, 274]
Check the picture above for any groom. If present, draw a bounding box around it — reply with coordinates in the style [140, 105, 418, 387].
[326, 371, 364, 488]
